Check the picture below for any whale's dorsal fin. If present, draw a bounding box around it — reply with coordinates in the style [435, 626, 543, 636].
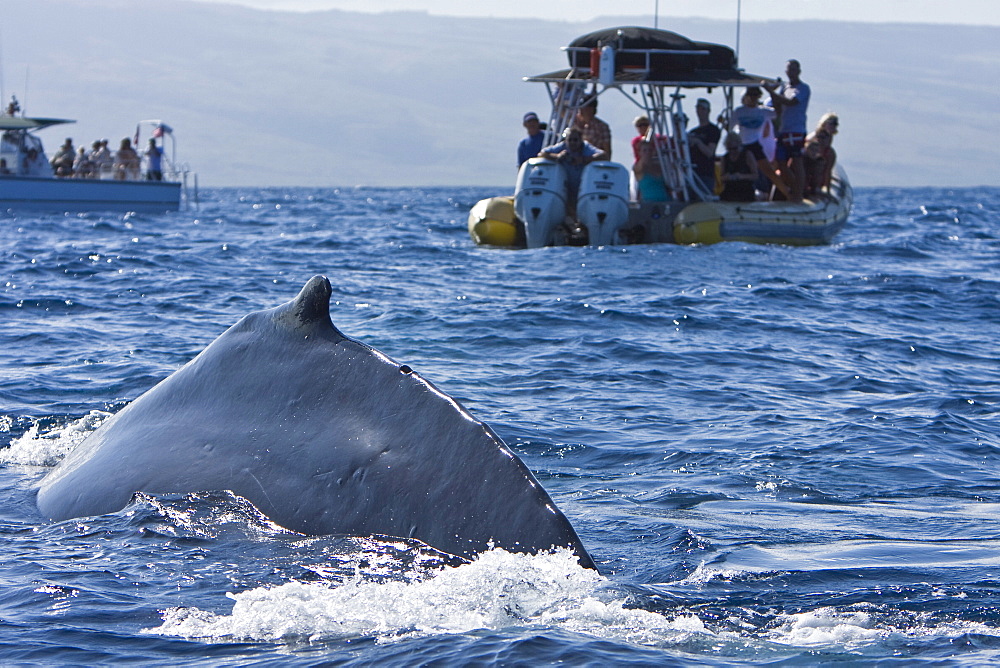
[276, 275, 345, 340]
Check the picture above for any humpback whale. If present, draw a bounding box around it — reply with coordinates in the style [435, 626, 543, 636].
[36, 276, 595, 569]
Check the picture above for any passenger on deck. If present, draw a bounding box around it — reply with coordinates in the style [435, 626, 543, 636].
[719, 133, 758, 202]
[575, 99, 611, 160]
[73, 147, 96, 179]
[90, 140, 113, 177]
[50, 138, 75, 178]
[633, 139, 669, 202]
[114, 138, 140, 181]
[731, 87, 790, 200]
[539, 126, 606, 215]
[23, 148, 51, 176]
[631, 115, 650, 161]
[517, 112, 546, 169]
[631, 115, 669, 160]
[145, 139, 163, 181]
[0, 159, 10, 175]
[687, 98, 721, 196]
[764, 59, 811, 201]
[804, 112, 839, 196]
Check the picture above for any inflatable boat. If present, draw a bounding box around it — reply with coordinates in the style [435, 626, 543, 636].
[469, 26, 852, 248]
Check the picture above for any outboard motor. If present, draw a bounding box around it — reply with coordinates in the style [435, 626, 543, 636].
[514, 157, 567, 248]
[576, 162, 630, 246]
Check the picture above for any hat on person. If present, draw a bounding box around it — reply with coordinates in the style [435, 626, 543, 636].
[523, 112, 540, 123]
[696, 98, 710, 108]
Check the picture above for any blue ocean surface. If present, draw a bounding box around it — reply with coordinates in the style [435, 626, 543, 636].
[0, 186, 998, 665]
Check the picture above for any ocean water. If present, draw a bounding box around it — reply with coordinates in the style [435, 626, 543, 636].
[1, 186, 998, 665]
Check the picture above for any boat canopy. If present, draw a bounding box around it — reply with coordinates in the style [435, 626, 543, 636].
[526, 26, 769, 88]
[0, 117, 75, 131]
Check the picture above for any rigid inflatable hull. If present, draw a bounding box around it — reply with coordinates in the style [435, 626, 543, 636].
[673, 172, 853, 246]
[468, 196, 524, 247]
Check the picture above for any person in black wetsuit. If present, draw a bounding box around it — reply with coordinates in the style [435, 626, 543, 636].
[719, 133, 758, 202]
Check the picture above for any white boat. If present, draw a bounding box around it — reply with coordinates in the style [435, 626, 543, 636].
[469, 26, 852, 248]
[0, 101, 195, 213]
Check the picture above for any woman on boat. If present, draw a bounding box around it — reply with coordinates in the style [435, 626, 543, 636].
[23, 147, 51, 177]
[730, 87, 790, 200]
[804, 112, 839, 196]
[73, 147, 96, 179]
[113, 138, 140, 181]
[633, 138, 669, 202]
[719, 133, 758, 203]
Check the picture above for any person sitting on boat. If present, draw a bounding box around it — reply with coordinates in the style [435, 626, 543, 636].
[687, 98, 722, 198]
[539, 126, 607, 215]
[113, 138, 140, 181]
[50, 138, 76, 178]
[0, 159, 10, 176]
[763, 59, 811, 202]
[731, 87, 789, 200]
[23, 147, 51, 177]
[633, 138, 669, 202]
[575, 99, 612, 160]
[89, 140, 113, 178]
[0, 131, 17, 156]
[718, 132, 758, 203]
[144, 139, 164, 181]
[517, 112, 547, 169]
[804, 112, 839, 196]
[73, 147, 96, 179]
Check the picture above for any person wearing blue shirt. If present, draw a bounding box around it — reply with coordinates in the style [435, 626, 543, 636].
[539, 126, 606, 217]
[144, 139, 164, 181]
[765, 59, 811, 201]
[517, 112, 546, 169]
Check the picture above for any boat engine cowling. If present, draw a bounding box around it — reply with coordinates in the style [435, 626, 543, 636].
[576, 162, 630, 246]
[515, 158, 567, 248]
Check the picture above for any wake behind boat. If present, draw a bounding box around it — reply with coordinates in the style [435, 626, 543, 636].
[469, 26, 852, 248]
[0, 98, 195, 213]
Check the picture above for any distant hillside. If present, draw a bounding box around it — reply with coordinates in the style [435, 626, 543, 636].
[3, 0, 996, 187]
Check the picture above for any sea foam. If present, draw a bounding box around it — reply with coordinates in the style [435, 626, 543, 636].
[146, 547, 707, 646]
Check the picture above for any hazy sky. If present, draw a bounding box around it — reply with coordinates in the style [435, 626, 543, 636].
[190, 0, 1000, 25]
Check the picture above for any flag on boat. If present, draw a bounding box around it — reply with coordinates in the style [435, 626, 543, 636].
[153, 123, 173, 138]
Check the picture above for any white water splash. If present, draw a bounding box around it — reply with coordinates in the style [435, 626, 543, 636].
[765, 605, 1000, 650]
[146, 547, 708, 646]
[0, 411, 110, 466]
[766, 608, 886, 647]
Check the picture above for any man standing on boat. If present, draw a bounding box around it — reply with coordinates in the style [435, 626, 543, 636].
[144, 139, 163, 181]
[575, 99, 612, 160]
[518, 112, 546, 169]
[687, 98, 721, 198]
[764, 59, 810, 202]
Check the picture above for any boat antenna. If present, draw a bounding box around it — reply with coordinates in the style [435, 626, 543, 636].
[735, 0, 742, 64]
[654, 0, 659, 29]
